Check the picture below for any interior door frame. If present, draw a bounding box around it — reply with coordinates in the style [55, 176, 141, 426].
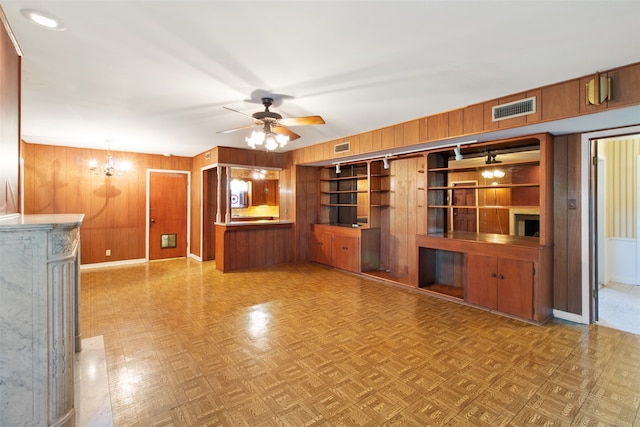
[146, 169, 191, 261]
[574, 124, 640, 325]
[200, 163, 219, 261]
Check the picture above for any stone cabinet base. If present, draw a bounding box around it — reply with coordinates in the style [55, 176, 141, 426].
[0, 214, 84, 427]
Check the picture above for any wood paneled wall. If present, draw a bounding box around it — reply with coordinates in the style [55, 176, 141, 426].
[293, 165, 319, 263]
[22, 143, 192, 264]
[553, 135, 583, 315]
[0, 9, 21, 216]
[292, 62, 640, 166]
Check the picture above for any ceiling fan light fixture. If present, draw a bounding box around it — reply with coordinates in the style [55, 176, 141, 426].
[246, 130, 266, 149]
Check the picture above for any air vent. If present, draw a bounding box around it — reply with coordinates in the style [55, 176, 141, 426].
[334, 141, 351, 154]
[492, 96, 536, 121]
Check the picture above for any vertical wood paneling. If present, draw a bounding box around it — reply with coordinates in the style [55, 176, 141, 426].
[463, 104, 484, 135]
[22, 143, 192, 264]
[403, 120, 420, 147]
[388, 156, 419, 281]
[541, 78, 580, 120]
[448, 110, 463, 136]
[608, 62, 640, 109]
[427, 113, 449, 141]
[381, 127, 395, 150]
[566, 134, 583, 314]
[0, 14, 21, 216]
[553, 136, 569, 312]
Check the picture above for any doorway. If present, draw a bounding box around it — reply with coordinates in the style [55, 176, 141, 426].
[591, 132, 640, 335]
[147, 170, 190, 261]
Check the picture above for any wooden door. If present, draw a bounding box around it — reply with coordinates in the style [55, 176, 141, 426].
[466, 253, 498, 309]
[452, 185, 477, 232]
[497, 258, 534, 319]
[149, 172, 188, 260]
[333, 234, 360, 272]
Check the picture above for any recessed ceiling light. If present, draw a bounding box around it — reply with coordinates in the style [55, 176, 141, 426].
[21, 9, 66, 31]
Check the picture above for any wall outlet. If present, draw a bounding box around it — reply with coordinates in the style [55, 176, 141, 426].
[106, 249, 111, 256]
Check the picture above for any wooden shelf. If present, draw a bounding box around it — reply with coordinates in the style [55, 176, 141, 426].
[318, 159, 390, 228]
[321, 174, 368, 181]
[428, 159, 540, 173]
[321, 190, 368, 194]
[428, 183, 539, 190]
[428, 205, 540, 210]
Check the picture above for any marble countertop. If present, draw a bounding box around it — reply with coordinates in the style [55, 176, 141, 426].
[0, 213, 85, 230]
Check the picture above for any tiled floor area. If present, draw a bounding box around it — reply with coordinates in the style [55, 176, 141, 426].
[80, 259, 640, 426]
[597, 282, 640, 336]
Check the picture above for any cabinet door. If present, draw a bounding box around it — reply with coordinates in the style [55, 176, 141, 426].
[332, 234, 360, 272]
[310, 231, 332, 266]
[497, 258, 534, 319]
[466, 254, 498, 309]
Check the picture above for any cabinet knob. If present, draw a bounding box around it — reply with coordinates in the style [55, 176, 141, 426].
[490, 273, 497, 278]
[498, 275, 504, 280]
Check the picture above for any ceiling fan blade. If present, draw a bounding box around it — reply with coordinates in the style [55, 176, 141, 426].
[278, 116, 325, 127]
[272, 126, 300, 141]
[223, 106, 254, 118]
[216, 123, 260, 134]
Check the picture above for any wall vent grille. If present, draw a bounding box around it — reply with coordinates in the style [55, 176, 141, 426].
[492, 97, 536, 121]
[334, 141, 350, 154]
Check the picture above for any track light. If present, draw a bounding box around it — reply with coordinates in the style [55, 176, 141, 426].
[335, 163, 341, 174]
[382, 156, 390, 169]
[454, 144, 463, 161]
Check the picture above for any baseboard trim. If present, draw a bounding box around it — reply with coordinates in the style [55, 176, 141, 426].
[553, 309, 589, 325]
[80, 258, 147, 270]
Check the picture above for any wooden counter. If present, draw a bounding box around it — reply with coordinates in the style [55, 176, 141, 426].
[214, 221, 293, 272]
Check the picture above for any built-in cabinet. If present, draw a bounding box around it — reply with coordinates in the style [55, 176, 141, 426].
[310, 224, 380, 273]
[417, 134, 554, 323]
[312, 160, 389, 273]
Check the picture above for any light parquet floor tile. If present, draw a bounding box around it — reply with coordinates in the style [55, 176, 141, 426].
[80, 259, 640, 426]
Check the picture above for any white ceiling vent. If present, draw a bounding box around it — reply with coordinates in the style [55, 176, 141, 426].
[492, 96, 536, 121]
[334, 141, 351, 154]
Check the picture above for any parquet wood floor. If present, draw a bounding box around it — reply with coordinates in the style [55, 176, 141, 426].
[80, 259, 640, 426]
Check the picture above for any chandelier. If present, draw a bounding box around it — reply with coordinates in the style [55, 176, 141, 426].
[246, 123, 289, 151]
[89, 154, 131, 176]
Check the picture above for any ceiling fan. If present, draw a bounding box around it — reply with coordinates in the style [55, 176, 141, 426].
[218, 97, 325, 150]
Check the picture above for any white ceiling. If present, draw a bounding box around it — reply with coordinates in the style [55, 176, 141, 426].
[1, 1, 639, 157]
